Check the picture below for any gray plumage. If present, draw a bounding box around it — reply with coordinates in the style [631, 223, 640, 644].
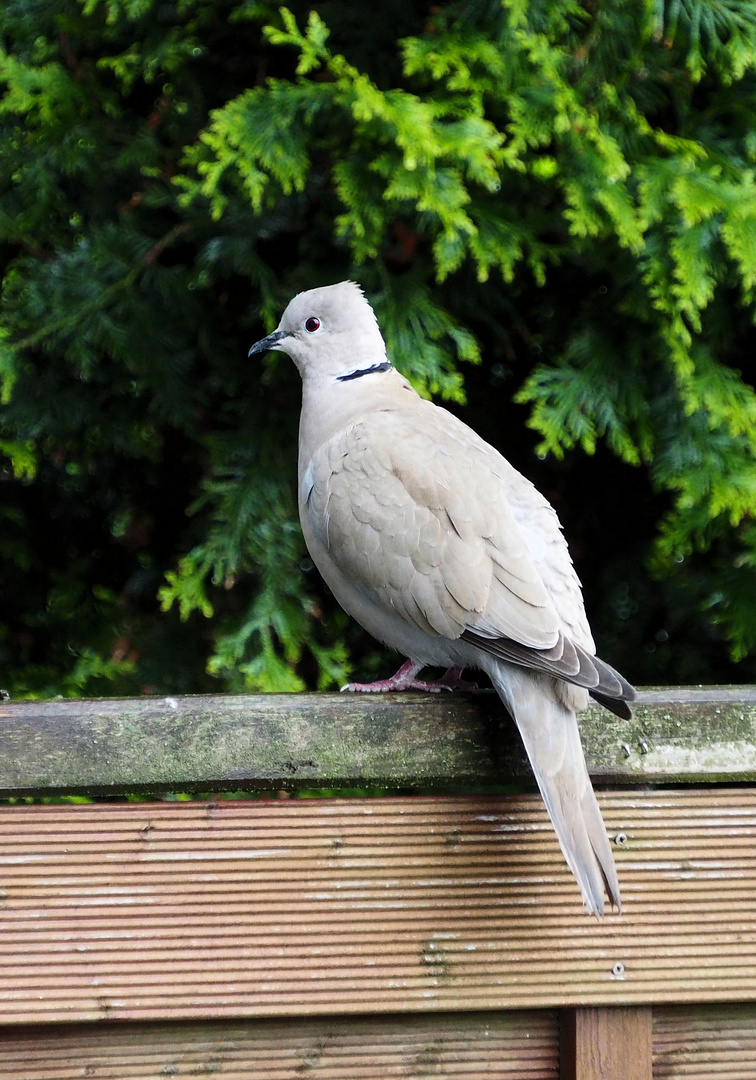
[249, 281, 636, 916]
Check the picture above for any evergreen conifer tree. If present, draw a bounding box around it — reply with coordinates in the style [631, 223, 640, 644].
[1, 0, 755, 697]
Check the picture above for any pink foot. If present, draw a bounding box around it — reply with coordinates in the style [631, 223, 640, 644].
[341, 660, 476, 694]
[433, 666, 478, 692]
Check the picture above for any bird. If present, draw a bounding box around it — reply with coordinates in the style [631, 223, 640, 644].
[249, 281, 636, 916]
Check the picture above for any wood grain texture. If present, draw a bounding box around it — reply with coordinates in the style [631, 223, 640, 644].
[0, 686, 755, 796]
[654, 1004, 756, 1078]
[0, 1011, 559, 1079]
[1, 789, 756, 1024]
[560, 1007, 652, 1080]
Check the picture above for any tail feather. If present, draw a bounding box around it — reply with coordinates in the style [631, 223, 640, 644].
[487, 662, 621, 916]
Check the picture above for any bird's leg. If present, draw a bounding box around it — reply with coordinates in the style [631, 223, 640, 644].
[433, 665, 478, 691]
[342, 660, 476, 694]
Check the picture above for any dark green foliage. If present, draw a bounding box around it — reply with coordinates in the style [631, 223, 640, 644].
[1, 0, 756, 698]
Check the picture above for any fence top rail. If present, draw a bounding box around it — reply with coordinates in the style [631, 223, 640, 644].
[0, 686, 754, 798]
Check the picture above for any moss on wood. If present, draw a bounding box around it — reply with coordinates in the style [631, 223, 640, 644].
[0, 687, 754, 797]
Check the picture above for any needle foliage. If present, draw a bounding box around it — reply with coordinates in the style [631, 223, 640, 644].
[2, 0, 756, 697]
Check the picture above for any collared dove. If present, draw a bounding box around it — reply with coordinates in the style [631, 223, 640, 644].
[249, 281, 636, 916]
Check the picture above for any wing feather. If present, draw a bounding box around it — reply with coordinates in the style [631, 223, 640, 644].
[303, 406, 562, 649]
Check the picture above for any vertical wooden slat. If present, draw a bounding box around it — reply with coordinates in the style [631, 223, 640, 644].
[560, 1007, 652, 1080]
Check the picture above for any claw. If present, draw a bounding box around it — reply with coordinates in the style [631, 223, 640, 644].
[341, 660, 475, 694]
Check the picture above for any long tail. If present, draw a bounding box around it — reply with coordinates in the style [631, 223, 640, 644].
[487, 662, 620, 917]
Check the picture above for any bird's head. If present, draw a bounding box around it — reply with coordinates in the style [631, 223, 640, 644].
[248, 281, 390, 383]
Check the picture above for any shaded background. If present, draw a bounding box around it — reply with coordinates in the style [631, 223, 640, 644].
[1, 0, 755, 699]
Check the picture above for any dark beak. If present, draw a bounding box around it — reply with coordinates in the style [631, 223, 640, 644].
[248, 329, 287, 357]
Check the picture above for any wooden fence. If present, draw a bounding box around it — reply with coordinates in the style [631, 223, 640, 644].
[1, 686, 756, 1078]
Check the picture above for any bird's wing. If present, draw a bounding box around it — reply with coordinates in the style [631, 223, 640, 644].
[301, 402, 564, 651]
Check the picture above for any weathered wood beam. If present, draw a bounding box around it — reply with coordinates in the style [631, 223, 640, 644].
[0, 1011, 559, 1075]
[0, 687, 754, 797]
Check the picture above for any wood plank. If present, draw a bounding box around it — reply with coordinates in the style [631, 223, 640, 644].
[1, 790, 756, 1023]
[0, 1011, 559, 1079]
[0, 687, 755, 796]
[654, 1003, 756, 1078]
[560, 1007, 652, 1080]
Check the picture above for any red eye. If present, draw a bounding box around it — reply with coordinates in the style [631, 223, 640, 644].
[304, 317, 321, 333]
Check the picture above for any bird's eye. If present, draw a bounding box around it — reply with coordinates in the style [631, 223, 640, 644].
[304, 317, 321, 333]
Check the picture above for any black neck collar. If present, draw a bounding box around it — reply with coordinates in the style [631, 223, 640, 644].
[336, 361, 393, 383]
